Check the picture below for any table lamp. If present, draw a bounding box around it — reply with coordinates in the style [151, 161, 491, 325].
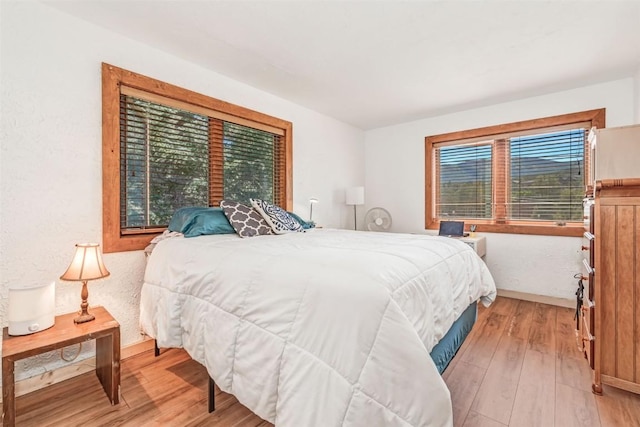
[60, 243, 110, 323]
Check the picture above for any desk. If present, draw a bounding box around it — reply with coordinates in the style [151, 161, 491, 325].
[2, 306, 120, 426]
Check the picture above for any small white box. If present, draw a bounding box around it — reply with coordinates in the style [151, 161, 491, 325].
[8, 282, 56, 336]
[593, 124, 640, 181]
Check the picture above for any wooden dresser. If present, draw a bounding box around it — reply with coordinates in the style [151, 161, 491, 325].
[580, 178, 640, 395]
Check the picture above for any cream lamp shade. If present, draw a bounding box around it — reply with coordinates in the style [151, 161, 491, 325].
[60, 243, 110, 323]
[60, 243, 110, 282]
[346, 186, 365, 205]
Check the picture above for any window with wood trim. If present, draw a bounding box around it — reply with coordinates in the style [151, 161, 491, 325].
[103, 63, 292, 253]
[425, 109, 605, 237]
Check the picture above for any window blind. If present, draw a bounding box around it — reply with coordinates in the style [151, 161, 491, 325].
[433, 128, 587, 224]
[120, 96, 209, 229]
[120, 95, 284, 230]
[509, 128, 586, 222]
[221, 122, 278, 204]
[435, 143, 493, 219]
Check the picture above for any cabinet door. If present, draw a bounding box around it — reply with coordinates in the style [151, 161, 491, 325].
[597, 196, 640, 384]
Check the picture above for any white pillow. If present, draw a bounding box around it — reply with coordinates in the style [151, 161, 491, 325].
[250, 199, 304, 234]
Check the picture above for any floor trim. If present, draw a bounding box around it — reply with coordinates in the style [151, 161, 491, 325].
[497, 289, 574, 309]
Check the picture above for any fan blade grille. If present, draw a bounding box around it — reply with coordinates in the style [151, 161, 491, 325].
[364, 207, 392, 231]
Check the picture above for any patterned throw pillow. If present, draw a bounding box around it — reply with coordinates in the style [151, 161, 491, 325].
[220, 200, 274, 238]
[250, 199, 304, 234]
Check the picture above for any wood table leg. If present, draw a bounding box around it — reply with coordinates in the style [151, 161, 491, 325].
[2, 357, 15, 427]
[96, 329, 120, 405]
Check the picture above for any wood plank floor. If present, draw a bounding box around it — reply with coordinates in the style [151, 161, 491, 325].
[445, 297, 640, 427]
[14, 297, 640, 426]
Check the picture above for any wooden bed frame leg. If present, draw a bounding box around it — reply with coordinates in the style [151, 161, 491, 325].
[154, 339, 160, 357]
[208, 376, 216, 413]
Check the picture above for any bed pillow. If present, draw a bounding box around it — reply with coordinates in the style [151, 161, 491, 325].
[287, 211, 316, 230]
[168, 207, 203, 233]
[168, 207, 235, 238]
[220, 200, 274, 238]
[250, 199, 304, 234]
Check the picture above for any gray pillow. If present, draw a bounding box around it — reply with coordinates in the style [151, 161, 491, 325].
[220, 200, 273, 238]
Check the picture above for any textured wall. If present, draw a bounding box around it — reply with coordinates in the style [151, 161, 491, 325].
[635, 65, 640, 124]
[364, 78, 636, 300]
[0, 2, 364, 382]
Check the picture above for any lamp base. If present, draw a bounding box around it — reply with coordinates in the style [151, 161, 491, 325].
[74, 280, 95, 323]
[74, 312, 95, 324]
[353, 205, 358, 230]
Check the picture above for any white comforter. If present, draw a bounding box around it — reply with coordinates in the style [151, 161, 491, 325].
[140, 229, 496, 426]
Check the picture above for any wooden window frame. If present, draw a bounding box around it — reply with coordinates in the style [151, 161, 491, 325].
[425, 108, 605, 237]
[102, 63, 293, 253]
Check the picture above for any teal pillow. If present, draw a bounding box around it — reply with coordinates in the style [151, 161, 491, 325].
[287, 211, 316, 230]
[168, 207, 204, 232]
[168, 207, 235, 237]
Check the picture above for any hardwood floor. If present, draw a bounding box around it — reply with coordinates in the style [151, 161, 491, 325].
[14, 297, 640, 426]
[445, 297, 640, 427]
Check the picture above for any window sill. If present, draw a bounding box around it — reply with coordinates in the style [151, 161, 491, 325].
[426, 221, 584, 237]
[104, 231, 162, 253]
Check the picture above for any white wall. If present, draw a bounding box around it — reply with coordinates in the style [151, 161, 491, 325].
[365, 78, 635, 300]
[0, 1, 364, 381]
[635, 64, 640, 123]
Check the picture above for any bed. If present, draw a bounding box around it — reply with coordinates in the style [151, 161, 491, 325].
[140, 229, 496, 426]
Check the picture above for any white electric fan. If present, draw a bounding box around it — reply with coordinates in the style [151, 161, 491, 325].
[364, 207, 392, 232]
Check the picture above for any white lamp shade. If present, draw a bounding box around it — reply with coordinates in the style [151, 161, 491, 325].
[60, 243, 110, 282]
[8, 282, 56, 335]
[346, 186, 365, 205]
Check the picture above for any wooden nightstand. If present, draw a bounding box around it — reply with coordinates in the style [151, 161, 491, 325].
[2, 306, 120, 427]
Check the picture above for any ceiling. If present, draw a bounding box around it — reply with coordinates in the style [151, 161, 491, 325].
[46, 1, 640, 130]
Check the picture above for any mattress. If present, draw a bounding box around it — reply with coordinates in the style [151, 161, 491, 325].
[430, 302, 477, 374]
[140, 229, 496, 426]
